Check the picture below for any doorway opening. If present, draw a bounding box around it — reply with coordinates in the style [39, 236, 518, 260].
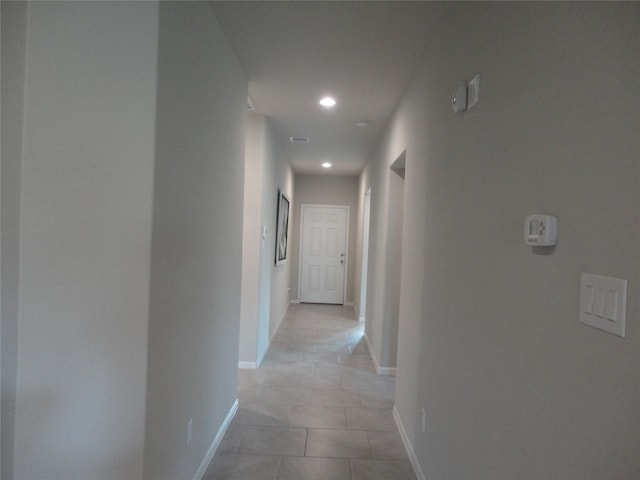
[384, 153, 405, 370]
[358, 188, 371, 321]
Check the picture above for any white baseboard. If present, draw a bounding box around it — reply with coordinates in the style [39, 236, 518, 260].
[193, 399, 239, 480]
[378, 366, 397, 376]
[238, 361, 257, 369]
[269, 310, 286, 345]
[363, 332, 378, 370]
[239, 309, 287, 370]
[256, 349, 265, 368]
[393, 405, 426, 480]
[363, 333, 396, 376]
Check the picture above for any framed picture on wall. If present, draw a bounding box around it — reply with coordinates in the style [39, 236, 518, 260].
[275, 189, 290, 265]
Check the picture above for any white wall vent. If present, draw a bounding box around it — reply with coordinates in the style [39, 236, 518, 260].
[289, 137, 310, 143]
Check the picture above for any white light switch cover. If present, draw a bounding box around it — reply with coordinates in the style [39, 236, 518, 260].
[580, 273, 627, 338]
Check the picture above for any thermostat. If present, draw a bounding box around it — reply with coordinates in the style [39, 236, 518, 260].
[524, 215, 558, 246]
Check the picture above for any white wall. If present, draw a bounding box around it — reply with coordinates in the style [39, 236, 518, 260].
[239, 114, 266, 364]
[239, 113, 293, 367]
[357, 150, 404, 368]
[1, 2, 27, 477]
[378, 163, 405, 369]
[360, 3, 640, 479]
[143, 3, 246, 480]
[354, 179, 370, 320]
[12, 3, 159, 478]
[290, 174, 359, 305]
[263, 120, 294, 341]
[3, 3, 248, 479]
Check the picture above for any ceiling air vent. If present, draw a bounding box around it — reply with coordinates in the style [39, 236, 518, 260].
[290, 137, 310, 143]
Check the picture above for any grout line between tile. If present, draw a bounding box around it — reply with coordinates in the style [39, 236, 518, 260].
[365, 431, 372, 461]
[209, 305, 405, 478]
[274, 455, 283, 480]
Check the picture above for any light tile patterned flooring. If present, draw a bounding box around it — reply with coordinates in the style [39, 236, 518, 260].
[204, 303, 416, 480]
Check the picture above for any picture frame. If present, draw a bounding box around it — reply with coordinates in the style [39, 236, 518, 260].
[275, 189, 290, 265]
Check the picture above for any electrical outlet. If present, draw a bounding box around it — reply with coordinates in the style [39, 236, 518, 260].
[421, 408, 426, 433]
[187, 419, 193, 448]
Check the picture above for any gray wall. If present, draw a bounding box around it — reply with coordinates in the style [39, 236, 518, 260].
[1, 2, 27, 477]
[357, 151, 405, 369]
[239, 114, 266, 364]
[360, 3, 640, 479]
[263, 120, 295, 341]
[290, 174, 359, 305]
[143, 3, 246, 480]
[239, 113, 293, 366]
[10, 3, 159, 478]
[2, 2, 247, 479]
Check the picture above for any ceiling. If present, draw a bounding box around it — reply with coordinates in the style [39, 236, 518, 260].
[211, 1, 447, 175]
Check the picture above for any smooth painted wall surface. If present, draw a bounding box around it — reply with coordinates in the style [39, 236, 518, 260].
[262, 119, 294, 342]
[290, 175, 358, 305]
[1, 2, 27, 477]
[239, 114, 266, 363]
[239, 113, 293, 366]
[12, 3, 159, 478]
[143, 3, 246, 480]
[379, 167, 405, 368]
[361, 3, 639, 479]
[357, 149, 403, 368]
[354, 175, 371, 321]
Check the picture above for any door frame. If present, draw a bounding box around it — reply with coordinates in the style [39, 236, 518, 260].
[358, 188, 371, 321]
[297, 204, 350, 304]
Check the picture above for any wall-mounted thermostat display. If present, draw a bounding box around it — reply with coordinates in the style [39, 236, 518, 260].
[524, 214, 557, 246]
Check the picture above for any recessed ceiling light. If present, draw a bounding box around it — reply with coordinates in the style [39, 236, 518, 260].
[319, 97, 336, 108]
[322, 162, 332, 168]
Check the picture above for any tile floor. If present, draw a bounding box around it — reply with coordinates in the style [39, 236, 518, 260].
[204, 303, 417, 480]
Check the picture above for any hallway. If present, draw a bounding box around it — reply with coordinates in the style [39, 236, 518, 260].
[204, 304, 415, 480]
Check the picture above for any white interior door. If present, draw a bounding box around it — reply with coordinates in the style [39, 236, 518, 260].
[300, 205, 348, 304]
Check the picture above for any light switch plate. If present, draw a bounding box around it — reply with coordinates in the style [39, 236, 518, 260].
[467, 74, 480, 109]
[580, 273, 627, 338]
